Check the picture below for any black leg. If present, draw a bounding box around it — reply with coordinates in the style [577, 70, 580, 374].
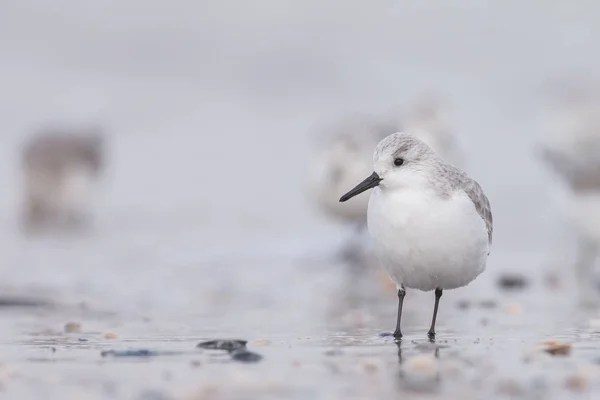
[393, 287, 406, 338]
[380, 286, 406, 339]
[427, 288, 443, 339]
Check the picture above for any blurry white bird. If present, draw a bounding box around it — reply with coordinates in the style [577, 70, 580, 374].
[536, 89, 600, 304]
[308, 114, 396, 262]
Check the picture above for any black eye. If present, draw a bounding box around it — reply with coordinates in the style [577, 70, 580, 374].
[394, 158, 404, 166]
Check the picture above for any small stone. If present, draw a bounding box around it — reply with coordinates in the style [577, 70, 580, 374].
[250, 338, 271, 347]
[538, 339, 571, 356]
[230, 349, 263, 363]
[197, 339, 247, 352]
[324, 349, 343, 356]
[102, 332, 118, 340]
[64, 322, 82, 333]
[457, 300, 471, 310]
[497, 274, 529, 290]
[101, 349, 154, 357]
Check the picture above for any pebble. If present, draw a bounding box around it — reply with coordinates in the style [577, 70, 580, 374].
[230, 349, 263, 363]
[102, 331, 118, 340]
[506, 304, 523, 315]
[538, 339, 571, 356]
[197, 339, 247, 352]
[250, 338, 271, 347]
[457, 300, 471, 310]
[497, 274, 529, 290]
[64, 322, 82, 333]
[101, 349, 155, 357]
[101, 349, 184, 358]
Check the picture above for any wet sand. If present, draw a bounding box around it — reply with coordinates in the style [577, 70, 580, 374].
[2, 241, 600, 400]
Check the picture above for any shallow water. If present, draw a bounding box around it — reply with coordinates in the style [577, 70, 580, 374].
[2, 239, 600, 399]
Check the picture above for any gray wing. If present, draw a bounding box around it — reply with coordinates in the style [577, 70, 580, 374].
[463, 179, 493, 248]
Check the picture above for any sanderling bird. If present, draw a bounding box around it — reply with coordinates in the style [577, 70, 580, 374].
[20, 126, 105, 234]
[339, 132, 492, 338]
[536, 91, 600, 303]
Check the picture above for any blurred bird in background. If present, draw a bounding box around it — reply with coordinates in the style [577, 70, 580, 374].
[536, 82, 600, 305]
[20, 125, 106, 235]
[383, 95, 466, 169]
[308, 113, 394, 264]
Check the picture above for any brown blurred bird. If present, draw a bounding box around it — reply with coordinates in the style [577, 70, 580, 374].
[20, 126, 105, 234]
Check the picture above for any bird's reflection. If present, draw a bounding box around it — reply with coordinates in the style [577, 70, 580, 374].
[394, 339, 442, 393]
[395, 340, 403, 363]
[394, 337, 441, 365]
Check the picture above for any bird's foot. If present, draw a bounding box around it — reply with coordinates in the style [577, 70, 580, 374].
[427, 331, 436, 341]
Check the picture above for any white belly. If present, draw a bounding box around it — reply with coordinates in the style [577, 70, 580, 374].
[367, 187, 489, 291]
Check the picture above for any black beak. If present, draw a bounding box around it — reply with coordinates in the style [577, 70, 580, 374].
[339, 172, 382, 202]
